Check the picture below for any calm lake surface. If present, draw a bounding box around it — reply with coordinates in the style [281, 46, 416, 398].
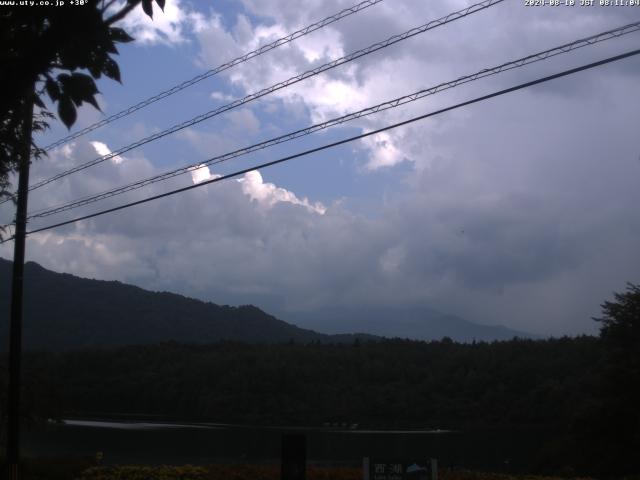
[23, 419, 555, 472]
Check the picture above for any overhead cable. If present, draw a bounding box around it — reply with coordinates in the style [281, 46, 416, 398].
[42, 0, 385, 151]
[8, 47, 637, 241]
[27, 20, 640, 220]
[26, 0, 504, 193]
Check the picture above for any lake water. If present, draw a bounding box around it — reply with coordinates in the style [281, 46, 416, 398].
[22, 419, 555, 472]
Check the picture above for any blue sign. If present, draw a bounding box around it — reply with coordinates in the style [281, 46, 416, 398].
[366, 459, 435, 480]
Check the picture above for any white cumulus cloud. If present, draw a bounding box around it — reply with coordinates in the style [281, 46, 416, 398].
[112, 0, 202, 46]
[239, 170, 326, 215]
[91, 141, 124, 165]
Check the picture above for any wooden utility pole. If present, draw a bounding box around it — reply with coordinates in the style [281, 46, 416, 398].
[6, 85, 35, 480]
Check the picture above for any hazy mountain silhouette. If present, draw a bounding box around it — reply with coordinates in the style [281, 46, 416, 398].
[0, 258, 532, 350]
[0, 258, 373, 350]
[279, 306, 536, 342]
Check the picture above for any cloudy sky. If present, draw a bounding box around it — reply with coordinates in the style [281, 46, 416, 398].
[1, 0, 639, 336]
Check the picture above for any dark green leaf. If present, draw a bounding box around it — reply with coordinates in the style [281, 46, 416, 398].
[102, 57, 121, 83]
[59, 73, 101, 110]
[88, 62, 102, 79]
[57, 73, 71, 85]
[104, 40, 119, 55]
[45, 78, 60, 101]
[58, 44, 86, 70]
[109, 27, 134, 44]
[78, 77, 100, 109]
[86, 95, 101, 111]
[70, 73, 99, 94]
[58, 96, 77, 129]
[33, 95, 46, 109]
[155, 0, 165, 11]
[142, 0, 153, 18]
[88, 50, 109, 79]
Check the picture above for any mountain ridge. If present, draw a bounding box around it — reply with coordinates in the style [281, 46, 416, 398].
[0, 258, 374, 350]
[282, 305, 536, 342]
[0, 258, 532, 350]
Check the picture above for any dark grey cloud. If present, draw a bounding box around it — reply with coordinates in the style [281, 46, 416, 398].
[1, 0, 638, 338]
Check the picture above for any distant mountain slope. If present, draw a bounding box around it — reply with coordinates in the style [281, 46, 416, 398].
[0, 258, 372, 350]
[0, 258, 532, 350]
[282, 305, 536, 342]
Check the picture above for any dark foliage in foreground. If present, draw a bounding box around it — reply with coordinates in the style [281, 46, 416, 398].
[572, 283, 640, 476]
[0, 0, 164, 206]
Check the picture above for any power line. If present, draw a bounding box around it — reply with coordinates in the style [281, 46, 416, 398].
[26, 0, 504, 193]
[26, 20, 640, 220]
[11, 48, 638, 240]
[41, 0, 385, 152]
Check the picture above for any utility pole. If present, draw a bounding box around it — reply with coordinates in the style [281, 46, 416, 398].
[6, 85, 35, 480]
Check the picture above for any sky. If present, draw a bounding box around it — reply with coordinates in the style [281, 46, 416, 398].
[1, 0, 639, 336]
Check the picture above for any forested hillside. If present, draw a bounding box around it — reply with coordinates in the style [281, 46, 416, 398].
[0, 259, 527, 347]
[0, 259, 373, 349]
[4, 337, 600, 428]
[1, 330, 638, 475]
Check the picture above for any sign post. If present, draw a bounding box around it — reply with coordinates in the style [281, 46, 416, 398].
[281, 433, 306, 480]
[6, 83, 35, 480]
